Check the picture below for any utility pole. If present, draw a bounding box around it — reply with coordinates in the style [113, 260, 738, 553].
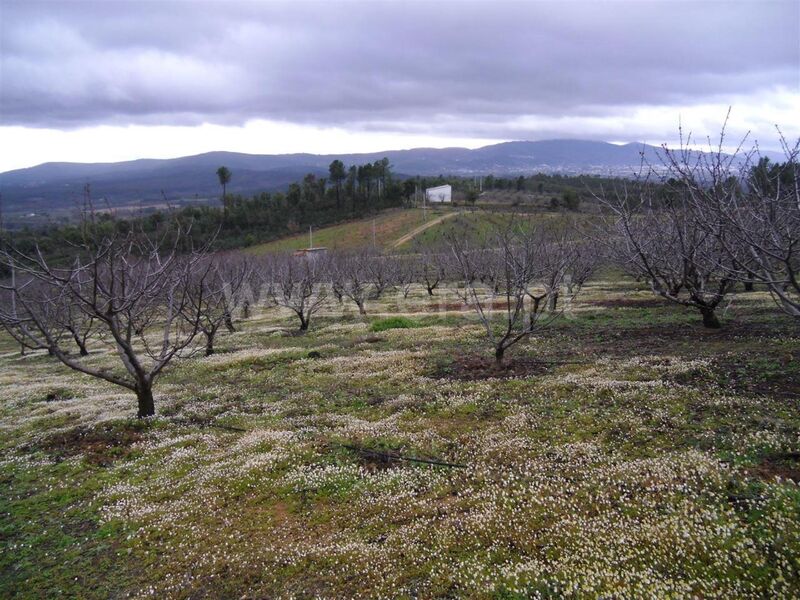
[2, 203, 23, 356]
[10, 262, 23, 356]
[309, 226, 313, 249]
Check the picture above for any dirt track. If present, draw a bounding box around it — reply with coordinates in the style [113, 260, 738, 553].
[390, 211, 459, 249]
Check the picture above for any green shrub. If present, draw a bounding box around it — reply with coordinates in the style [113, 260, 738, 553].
[370, 316, 421, 332]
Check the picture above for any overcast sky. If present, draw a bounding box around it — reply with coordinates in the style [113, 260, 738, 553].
[0, 0, 798, 171]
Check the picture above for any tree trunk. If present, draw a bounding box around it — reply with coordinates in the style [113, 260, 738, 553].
[136, 383, 155, 418]
[205, 332, 215, 356]
[494, 346, 505, 367]
[357, 301, 367, 316]
[299, 316, 309, 331]
[530, 295, 544, 329]
[426, 285, 435, 296]
[700, 307, 721, 329]
[743, 271, 755, 292]
[548, 292, 559, 312]
[73, 334, 89, 356]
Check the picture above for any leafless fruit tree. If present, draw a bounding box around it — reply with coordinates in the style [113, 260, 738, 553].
[393, 255, 417, 299]
[187, 253, 252, 355]
[0, 278, 76, 355]
[597, 169, 737, 328]
[330, 249, 373, 316]
[1, 221, 210, 417]
[663, 127, 800, 317]
[447, 220, 570, 365]
[364, 251, 394, 300]
[527, 221, 598, 320]
[264, 252, 330, 331]
[418, 243, 447, 297]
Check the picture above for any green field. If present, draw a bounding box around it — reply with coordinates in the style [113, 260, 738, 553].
[395, 210, 590, 250]
[244, 206, 585, 254]
[246, 207, 454, 254]
[1, 278, 798, 598]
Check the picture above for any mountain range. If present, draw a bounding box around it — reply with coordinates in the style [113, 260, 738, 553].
[0, 139, 764, 217]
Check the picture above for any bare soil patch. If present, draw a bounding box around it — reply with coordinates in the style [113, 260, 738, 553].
[29, 423, 144, 466]
[748, 452, 800, 483]
[709, 352, 800, 400]
[587, 297, 666, 309]
[433, 354, 556, 380]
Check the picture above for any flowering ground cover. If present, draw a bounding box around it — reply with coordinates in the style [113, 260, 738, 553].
[1, 280, 799, 598]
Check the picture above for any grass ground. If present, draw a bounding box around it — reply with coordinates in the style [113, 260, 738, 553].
[394, 210, 509, 250]
[397, 210, 585, 250]
[244, 205, 582, 255]
[246, 207, 453, 254]
[1, 279, 799, 598]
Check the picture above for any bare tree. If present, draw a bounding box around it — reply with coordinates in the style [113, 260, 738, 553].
[364, 251, 393, 300]
[447, 220, 567, 365]
[737, 150, 800, 315]
[418, 244, 447, 296]
[264, 252, 329, 331]
[330, 250, 372, 316]
[393, 255, 417, 299]
[0, 278, 63, 355]
[540, 220, 599, 312]
[598, 171, 736, 328]
[187, 254, 252, 356]
[0, 221, 209, 417]
[517, 223, 598, 326]
[2, 274, 98, 357]
[664, 127, 800, 317]
[567, 238, 599, 296]
[56, 284, 96, 356]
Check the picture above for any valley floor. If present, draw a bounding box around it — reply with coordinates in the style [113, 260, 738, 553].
[1, 279, 799, 598]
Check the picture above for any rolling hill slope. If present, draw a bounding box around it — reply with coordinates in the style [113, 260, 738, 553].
[1, 140, 670, 215]
[245, 207, 454, 254]
[3, 139, 777, 218]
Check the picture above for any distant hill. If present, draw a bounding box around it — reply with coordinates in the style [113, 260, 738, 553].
[0, 139, 765, 217]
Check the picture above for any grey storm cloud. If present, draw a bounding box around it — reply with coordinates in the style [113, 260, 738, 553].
[1, 0, 798, 140]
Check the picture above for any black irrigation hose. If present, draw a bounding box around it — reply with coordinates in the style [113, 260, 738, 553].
[340, 443, 467, 469]
[209, 423, 248, 432]
[173, 417, 248, 432]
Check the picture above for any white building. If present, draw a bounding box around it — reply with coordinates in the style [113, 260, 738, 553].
[425, 184, 452, 203]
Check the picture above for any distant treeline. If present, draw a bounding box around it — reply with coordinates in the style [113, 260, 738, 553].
[2, 157, 679, 276]
[2, 158, 408, 263]
[2, 159, 619, 260]
[417, 172, 621, 194]
[412, 172, 639, 210]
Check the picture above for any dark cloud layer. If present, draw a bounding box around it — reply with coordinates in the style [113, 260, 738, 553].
[1, 0, 798, 141]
